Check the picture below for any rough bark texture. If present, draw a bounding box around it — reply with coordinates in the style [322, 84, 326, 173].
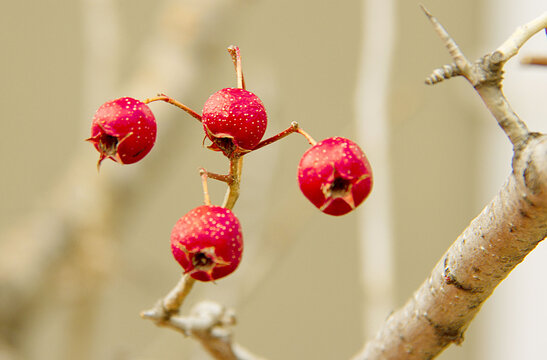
[353, 134, 547, 359]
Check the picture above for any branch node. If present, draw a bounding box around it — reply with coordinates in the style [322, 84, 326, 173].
[490, 51, 504, 65]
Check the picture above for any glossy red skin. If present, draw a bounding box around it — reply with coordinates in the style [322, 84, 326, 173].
[170, 205, 243, 282]
[297, 137, 373, 216]
[88, 97, 156, 165]
[202, 88, 267, 152]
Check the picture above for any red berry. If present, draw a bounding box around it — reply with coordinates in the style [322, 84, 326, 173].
[297, 137, 373, 216]
[202, 88, 267, 157]
[87, 97, 157, 166]
[170, 205, 243, 282]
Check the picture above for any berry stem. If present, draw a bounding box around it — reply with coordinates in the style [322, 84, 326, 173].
[252, 121, 299, 151]
[163, 274, 196, 315]
[199, 169, 234, 185]
[222, 156, 243, 210]
[199, 169, 212, 206]
[144, 94, 202, 122]
[297, 126, 317, 146]
[227, 45, 246, 90]
[252, 121, 317, 152]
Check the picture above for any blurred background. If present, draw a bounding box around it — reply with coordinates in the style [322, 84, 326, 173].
[1, 0, 546, 359]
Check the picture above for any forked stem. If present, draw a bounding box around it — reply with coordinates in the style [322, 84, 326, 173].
[200, 168, 234, 185]
[199, 160, 242, 210]
[144, 94, 202, 122]
[422, 6, 537, 148]
[228, 45, 245, 90]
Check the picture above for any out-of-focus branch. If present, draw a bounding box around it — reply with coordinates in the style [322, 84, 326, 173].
[355, 0, 396, 340]
[0, 161, 115, 355]
[353, 10, 547, 360]
[0, 0, 234, 357]
[521, 55, 547, 66]
[0, 339, 17, 360]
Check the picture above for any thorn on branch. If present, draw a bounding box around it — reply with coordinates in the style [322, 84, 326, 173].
[425, 63, 463, 85]
[420, 5, 471, 75]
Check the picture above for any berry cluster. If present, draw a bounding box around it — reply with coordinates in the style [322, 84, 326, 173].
[87, 46, 373, 282]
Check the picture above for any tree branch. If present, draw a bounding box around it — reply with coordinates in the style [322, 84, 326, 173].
[141, 275, 264, 360]
[495, 12, 547, 64]
[352, 10, 547, 360]
[424, 9, 547, 148]
[168, 301, 263, 360]
[353, 135, 547, 359]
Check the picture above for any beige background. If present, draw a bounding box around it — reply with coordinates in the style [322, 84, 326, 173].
[1, 1, 546, 359]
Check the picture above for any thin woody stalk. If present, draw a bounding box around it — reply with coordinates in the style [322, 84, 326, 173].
[144, 94, 202, 122]
[220, 45, 245, 210]
[228, 45, 246, 90]
[252, 121, 317, 152]
[222, 156, 243, 210]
